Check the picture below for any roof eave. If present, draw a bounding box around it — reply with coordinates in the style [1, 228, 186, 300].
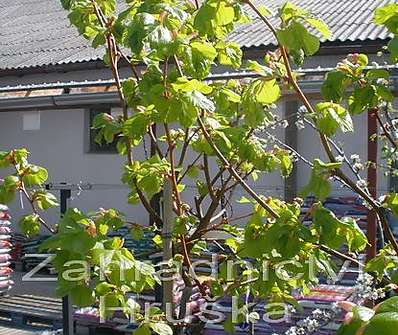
[0, 38, 390, 77]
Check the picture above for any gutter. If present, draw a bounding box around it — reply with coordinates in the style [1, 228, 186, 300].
[0, 72, 397, 113]
[0, 91, 120, 112]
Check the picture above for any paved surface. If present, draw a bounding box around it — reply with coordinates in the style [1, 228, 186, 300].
[10, 271, 57, 297]
[0, 324, 53, 334]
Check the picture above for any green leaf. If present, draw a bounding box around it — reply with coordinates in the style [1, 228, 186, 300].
[147, 26, 175, 56]
[341, 217, 368, 252]
[276, 151, 293, 177]
[305, 17, 331, 39]
[365, 246, 398, 280]
[217, 42, 242, 69]
[191, 240, 207, 255]
[13, 148, 29, 165]
[71, 285, 95, 307]
[279, 2, 309, 24]
[171, 78, 212, 94]
[253, 79, 281, 104]
[92, 33, 106, 48]
[223, 315, 236, 334]
[348, 86, 376, 115]
[357, 54, 369, 67]
[313, 206, 345, 249]
[385, 193, 398, 217]
[152, 234, 162, 246]
[312, 206, 367, 251]
[127, 13, 156, 55]
[337, 306, 371, 335]
[134, 325, 151, 335]
[388, 37, 398, 63]
[215, 1, 235, 25]
[0, 151, 11, 168]
[173, 216, 188, 235]
[277, 21, 320, 57]
[22, 165, 48, 186]
[0, 175, 18, 204]
[363, 312, 398, 335]
[123, 113, 151, 146]
[194, 0, 236, 38]
[376, 86, 394, 102]
[246, 60, 273, 77]
[244, 213, 268, 258]
[301, 159, 341, 201]
[191, 41, 217, 61]
[376, 296, 398, 314]
[19, 214, 40, 238]
[150, 322, 173, 335]
[336, 320, 364, 335]
[353, 306, 375, 322]
[131, 226, 144, 241]
[315, 102, 353, 136]
[186, 90, 215, 112]
[321, 71, 348, 102]
[182, 41, 218, 79]
[33, 191, 59, 210]
[366, 69, 390, 80]
[186, 165, 199, 178]
[96, 282, 113, 296]
[60, 0, 72, 10]
[374, 3, 398, 34]
[224, 238, 240, 253]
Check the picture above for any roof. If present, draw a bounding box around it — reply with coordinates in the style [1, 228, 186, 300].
[0, 0, 394, 71]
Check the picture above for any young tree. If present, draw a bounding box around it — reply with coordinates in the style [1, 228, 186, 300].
[1, 1, 398, 334]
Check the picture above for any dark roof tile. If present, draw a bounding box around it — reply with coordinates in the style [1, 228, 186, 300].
[0, 0, 395, 70]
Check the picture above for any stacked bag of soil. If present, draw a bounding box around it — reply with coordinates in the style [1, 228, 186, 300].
[0, 205, 13, 294]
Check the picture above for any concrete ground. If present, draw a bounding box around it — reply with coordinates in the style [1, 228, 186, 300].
[10, 270, 58, 297]
[1, 270, 84, 334]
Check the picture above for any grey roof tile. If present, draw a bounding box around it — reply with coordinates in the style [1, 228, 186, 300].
[0, 0, 395, 70]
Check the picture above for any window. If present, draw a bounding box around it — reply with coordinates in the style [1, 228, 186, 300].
[88, 107, 118, 153]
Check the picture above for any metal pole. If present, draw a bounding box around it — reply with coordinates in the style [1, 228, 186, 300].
[367, 110, 378, 260]
[60, 188, 73, 335]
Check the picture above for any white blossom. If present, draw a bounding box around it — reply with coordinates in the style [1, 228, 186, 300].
[281, 119, 289, 128]
[353, 162, 364, 172]
[335, 155, 344, 162]
[295, 120, 305, 130]
[298, 105, 308, 114]
[356, 179, 367, 189]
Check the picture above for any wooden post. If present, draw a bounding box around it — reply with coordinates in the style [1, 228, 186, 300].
[162, 179, 174, 312]
[284, 100, 299, 201]
[60, 188, 73, 335]
[367, 110, 378, 260]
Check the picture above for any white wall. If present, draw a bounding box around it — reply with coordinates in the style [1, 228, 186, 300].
[0, 52, 392, 230]
[296, 111, 390, 196]
[0, 105, 288, 230]
[0, 108, 147, 230]
[0, 100, 389, 232]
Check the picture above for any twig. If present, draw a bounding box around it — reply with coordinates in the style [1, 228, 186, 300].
[375, 109, 397, 149]
[247, 0, 398, 254]
[197, 115, 280, 219]
[177, 154, 202, 183]
[203, 155, 216, 200]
